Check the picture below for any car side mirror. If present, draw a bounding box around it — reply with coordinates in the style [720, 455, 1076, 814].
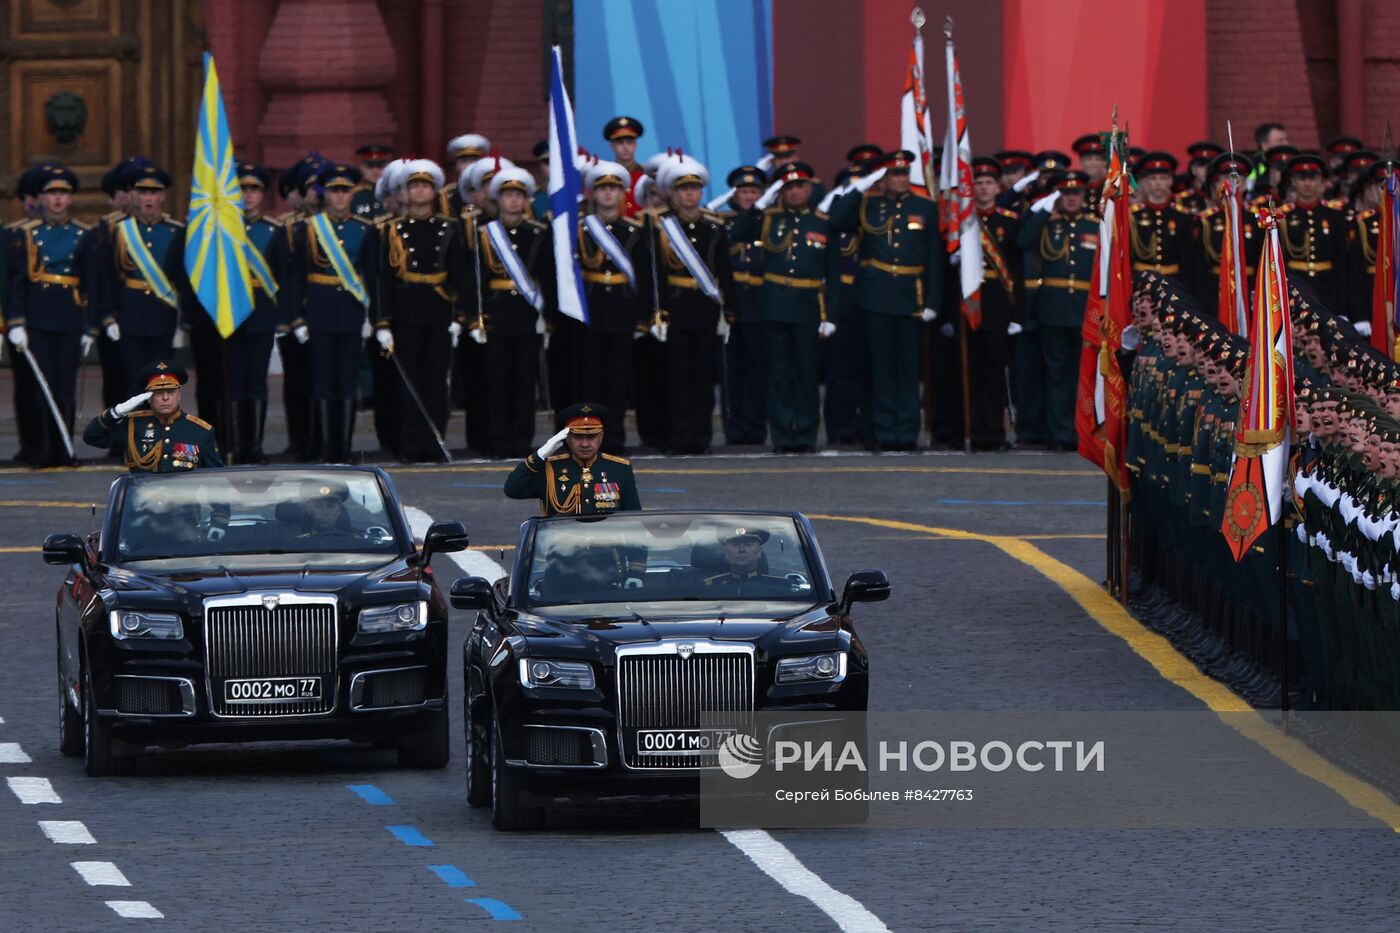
[43, 532, 87, 567]
[840, 569, 890, 614]
[421, 520, 469, 565]
[450, 575, 495, 611]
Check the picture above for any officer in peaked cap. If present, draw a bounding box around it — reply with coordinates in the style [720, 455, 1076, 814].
[604, 117, 645, 216]
[703, 524, 790, 595]
[504, 401, 641, 515]
[1282, 152, 1350, 319]
[763, 135, 802, 169]
[83, 360, 223, 471]
[1130, 152, 1196, 297]
[530, 139, 552, 219]
[352, 144, 392, 220]
[718, 164, 771, 446]
[846, 144, 884, 170]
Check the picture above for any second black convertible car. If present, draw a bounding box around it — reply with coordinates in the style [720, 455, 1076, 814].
[45, 466, 469, 776]
[454, 510, 890, 829]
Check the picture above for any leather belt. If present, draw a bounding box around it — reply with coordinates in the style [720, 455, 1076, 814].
[1208, 265, 1256, 276]
[667, 275, 700, 290]
[1287, 260, 1334, 272]
[307, 273, 342, 286]
[763, 272, 823, 289]
[34, 272, 80, 287]
[123, 277, 153, 291]
[732, 272, 763, 287]
[1131, 262, 1180, 274]
[860, 259, 924, 276]
[583, 271, 629, 286]
[840, 274, 855, 285]
[1041, 277, 1091, 292]
[398, 270, 447, 285]
[488, 279, 520, 291]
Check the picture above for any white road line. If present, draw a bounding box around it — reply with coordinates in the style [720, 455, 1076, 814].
[7, 776, 61, 804]
[38, 820, 96, 844]
[404, 506, 507, 581]
[0, 742, 31, 763]
[0, 714, 6, 723]
[106, 901, 163, 919]
[721, 829, 890, 933]
[72, 861, 131, 887]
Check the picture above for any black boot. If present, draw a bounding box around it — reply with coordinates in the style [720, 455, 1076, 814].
[224, 403, 242, 465]
[248, 400, 268, 464]
[300, 403, 324, 462]
[315, 400, 337, 464]
[339, 400, 357, 464]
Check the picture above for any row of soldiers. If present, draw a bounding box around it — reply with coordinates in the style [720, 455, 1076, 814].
[1126, 270, 1400, 710]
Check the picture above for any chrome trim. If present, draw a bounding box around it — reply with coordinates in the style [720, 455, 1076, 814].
[104, 675, 197, 718]
[520, 724, 608, 769]
[348, 665, 435, 712]
[202, 592, 339, 719]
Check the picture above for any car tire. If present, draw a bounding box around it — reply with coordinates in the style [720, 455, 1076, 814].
[464, 694, 491, 808]
[59, 675, 84, 758]
[397, 706, 450, 769]
[83, 666, 134, 777]
[490, 719, 542, 831]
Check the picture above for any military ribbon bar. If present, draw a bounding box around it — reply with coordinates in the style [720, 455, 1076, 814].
[309, 213, 370, 309]
[583, 215, 637, 290]
[486, 220, 545, 311]
[660, 214, 723, 306]
[118, 217, 180, 310]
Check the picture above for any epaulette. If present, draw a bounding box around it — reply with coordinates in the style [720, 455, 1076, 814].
[70, 219, 91, 231]
[1358, 207, 1378, 221]
[348, 214, 374, 225]
[546, 453, 570, 461]
[185, 413, 213, 430]
[5, 217, 40, 231]
[601, 453, 631, 465]
[701, 209, 726, 224]
[996, 207, 1019, 219]
[162, 214, 185, 228]
[1275, 201, 1295, 214]
[524, 218, 548, 231]
[622, 216, 642, 230]
[257, 213, 285, 227]
[1199, 206, 1219, 219]
[1325, 198, 1346, 211]
[127, 409, 155, 418]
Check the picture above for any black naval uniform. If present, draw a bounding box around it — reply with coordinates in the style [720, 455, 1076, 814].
[1282, 199, 1350, 319]
[504, 450, 642, 515]
[577, 213, 650, 453]
[377, 211, 471, 462]
[83, 405, 223, 472]
[457, 208, 493, 455]
[722, 204, 768, 445]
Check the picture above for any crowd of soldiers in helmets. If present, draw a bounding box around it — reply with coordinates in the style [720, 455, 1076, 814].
[2, 118, 1397, 477]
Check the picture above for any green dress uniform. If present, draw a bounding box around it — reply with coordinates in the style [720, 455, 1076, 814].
[83, 406, 222, 472]
[504, 451, 641, 516]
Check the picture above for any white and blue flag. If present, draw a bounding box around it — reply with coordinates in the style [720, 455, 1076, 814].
[548, 44, 589, 325]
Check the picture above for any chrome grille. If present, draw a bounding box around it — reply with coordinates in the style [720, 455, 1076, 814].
[205, 599, 338, 717]
[617, 646, 754, 769]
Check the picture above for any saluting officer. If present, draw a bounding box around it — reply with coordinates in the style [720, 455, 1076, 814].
[969, 156, 1023, 450]
[83, 360, 222, 471]
[1281, 153, 1351, 319]
[717, 165, 769, 446]
[827, 150, 943, 451]
[284, 163, 380, 464]
[504, 402, 641, 515]
[5, 165, 93, 467]
[376, 159, 471, 463]
[1130, 153, 1196, 296]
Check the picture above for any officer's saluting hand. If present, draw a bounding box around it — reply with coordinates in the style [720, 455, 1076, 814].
[504, 402, 641, 516]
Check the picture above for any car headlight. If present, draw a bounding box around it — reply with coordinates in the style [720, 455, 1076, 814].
[518, 658, 595, 690]
[357, 601, 427, 634]
[774, 651, 847, 684]
[109, 610, 184, 641]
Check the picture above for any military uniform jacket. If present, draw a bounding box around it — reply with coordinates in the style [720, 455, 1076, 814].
[578, 213, 650, 334]
[1280, 201, 1349, 316]
[977, 206, 1023, 329]
[6, 217, 94, 334]
[1016, 209, 1099, 328]
[1129, 201, 1195, 286]
[97, 214, 190, 337]
[1191, 203, 1262, 310]
[350, 183, 386, 221]
[83, 406, 223, 472]
[241, 213, 292, 335]
[701, 570, 793, 597]
[729, 205, 840, 325]
[722, 208, 766, 324]
[827, 189, 943, 316]
[285, 212, 380, 335]
[376, 213, 471, 330]
[652, 208, 734, 332]
[469, 215, 555, 339]
[1346, 208, 1383, 320]
[504, 451, 642, 515]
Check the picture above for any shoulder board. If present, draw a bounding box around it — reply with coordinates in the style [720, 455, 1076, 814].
[1276, 202, 1295, 213]
[703, 573, 726, 585]
[1199, 206, 1219, 218]
[6, 218, 40, 231]
[762, 206, 783, 217]
[348, 215, 374, 225]
[1358, 207, 1378, 220]
[701, 209, 726, 224]
[1129, 203, 1144, 213]
[601, 453, 631, 465]
[70, 219, 91, 231]
[1084, 211, 1102, 224]
[996, 207, 1018, 219]
[158, 214, 184, 228]
[525, 218, 548, 231]
[103, 210, 126, 225]
[127, 409, 155, 418]
[374, 216, 393, 230]
[1325, 199, 1346, 210]
[184, 414, 213, 430]
[258, 214, 285, 227]
[622, 216, 642, 230]
[275, 211, 300, 225]
[546, 453, 570, 461]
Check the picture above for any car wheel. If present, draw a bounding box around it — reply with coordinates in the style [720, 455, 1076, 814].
[58, 675, 83, 758]
[83, 666, 134, 777]
[464, 693, 491, 808]
[397, 706, 450, 769]
[490, 719, 542, 831]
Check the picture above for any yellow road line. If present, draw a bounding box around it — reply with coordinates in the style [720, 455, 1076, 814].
[0, 547, 39, 554]
[468, 545, 515, 552]
[0, 499, 103, 509]
[809, 513, 1400, 832]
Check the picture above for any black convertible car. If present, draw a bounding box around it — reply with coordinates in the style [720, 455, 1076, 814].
[44, 466, 468, 776]
[452, 509, 889, 830]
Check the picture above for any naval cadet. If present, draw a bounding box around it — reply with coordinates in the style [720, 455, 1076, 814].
[1281, 153, 1350, 319]
[83, 360, 222, 471]
[718, 164, 769, 446]
[504, 402, 641, 515]
[444, 133, 490, 218]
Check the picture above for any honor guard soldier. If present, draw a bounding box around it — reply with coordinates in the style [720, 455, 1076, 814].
[823, 165, 874, 447]
[5, 165, 93, 466]
[456, 155, 512, 454]
[969, 157, 1023, 449]
[91, 157, 149, 420]
[577, 161, 650, 453]
[1181, 141, 1224, 215]
[276, 156, 327, 461]
[1346, 160, 1392, 325]
[761, 136, 825, 202]
[1191, 153, 1262, 317]
[702, 526, 791, 596]
[83, 360, 223, 471]
[285, 162, 380, 463]
[504, 402, 641, 515]
[445, 133, 490, 217]
[351, 144, 393, 220]
[1017, 171, 1100, 449]
[827, 150, 943, 451]
[1073, 134, 1108, 214]
[5, 164, 53, 466]
[993, 150, 1035, 213]
[718, 164, 769, 445]
[729, 161, 839, 452]
[652, 155, 735, 454]
[1281, 153, 1351, 318]
[1131, 153, 1196, 295]
[530, 140, 552, 220]
[376, 159, 471, 463]
[603, 116, 645, 216]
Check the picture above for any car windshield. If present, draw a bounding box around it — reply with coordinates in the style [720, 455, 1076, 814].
[524, 513, 817, 608]
[115, 470, 402, 561]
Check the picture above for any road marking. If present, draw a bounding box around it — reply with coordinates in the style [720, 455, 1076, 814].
[404, 506, 506, 581]
[7, 776, 61, 804]
[811, 513, 1400, 833]
[39, 820, 96, 844]
[721, 830, 889, 932]
[386, 824, 433, 847]
[106, 901, 163, 919]
[0, 742, 32, 763]
[347, 784, 395, 805]
[72, 861, 131, 886]
[429, 864, 477, 887]
[464, 897, 522, 921]
[0, 499, 102, 508]
[396, 462, 1095, 478]
[936, 497, 1106, 507]
[0, 714, 7, 723]
[0, 547, 41, 554]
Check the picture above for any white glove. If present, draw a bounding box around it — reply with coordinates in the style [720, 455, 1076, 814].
[649, 322, 669, 343]
[706, 189, 736, 212]
[7, 325, 28, 350]
[542, 329, 551, 351]
[448, 321, 462, 348]
[716, 316, 731, 343]
[1031, 191, 1060, 214]
[1012, 170, 1041, 193]
[755, 179, 784, 211]
[172, 328, 187, 350]
[536, 427, 570, 460]
[81, 334, 96, 358]
[940, 323, 955, 338]
[360, 319, 372, 340]
[851, 167, 888, 194]
[817, 185, 846, 214]
[105, 322, 121, 342]
[919, 308, 937, 323]
[950, 252, 961, 267]
[818, 321, 836, 338]
[114, 391, 152, 417]
[206, 526, 226, 543]
[469, 326, 487, 345]
[293, 325, 310, 344]
[633, 330, 645, 340]
[756, 153, 776, 172]
[375, 328, 394, 353]
[1354, 320, 1373, 337]
[1007, 321, 1024, 336]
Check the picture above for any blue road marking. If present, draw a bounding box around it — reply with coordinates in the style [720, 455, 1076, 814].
[451, 482, 510, 489]
[936, 498, 1107, 507]
[428, 865, 476, 887]
[386, 825, 433, 846]
[347, 784, 395, 805]
[465, 897, 522, 921]
[640, 487, 686, 494]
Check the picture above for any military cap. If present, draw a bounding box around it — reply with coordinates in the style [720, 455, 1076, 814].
[462, 156, 514, 196]
[995, 150, 1034, 171]
[586, 160, 630, 190]
[1056, 170, 1091, 191]
[533, 139, 550, 161]
[1285, 153, 1326, 177]
[1072, 134, 1106, 156]
[1366, 160, 1396, 184]
[1375, 420, 1400, 444]
[37, 164, 78, 193]
[377, 158, 413, 200]
[402, 158, 445, 189]
[972, 156, 1001, 179]
[237, 162, 273, 189]
[489, 166, 536, 199]
[1296, 377, 1318, 402]
[657, 155, 709, 192]
[1344, 150, 1379, 173]
[846, 143, 883, 165]
[1127, 146, 1146, 166]
[1209, 152, 1253, 180]
[1325, 134, 1364, 155]
[1263, 144, 1300, 165]
[763, 135, 801, 155]
[727, 165, 767, 189]
[303, 479, 350, 503]
[1187, 141, 1225, 163]
[1134, 152, 1178, 177]
[557, 401, 609, 435]
[1172, 172, 1193, 193]
[138, 359, 188, 392]
[775, 161, 815, 186]
[15, 164, 47, 198]
[1034, 150, 1073, 172]
[317, 163, 361, 189]
[719, 525, 771, 545]
[294, 155, 328, 194]
[447, 133, 490, 158]
[129, 165, 173, 191]
[1314, 386, 1346, 404]
[643, 150, 680, 177]
[879, 150, 917, 172]
[355, 143, 393, 165]
[604, 116, 644, 141]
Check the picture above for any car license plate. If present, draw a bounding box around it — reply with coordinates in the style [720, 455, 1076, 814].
[223, 677, 322, 703]
[635, 728, 735, 756]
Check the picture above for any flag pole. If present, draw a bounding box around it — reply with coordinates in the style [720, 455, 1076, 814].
[1277, 517, 1290, 715]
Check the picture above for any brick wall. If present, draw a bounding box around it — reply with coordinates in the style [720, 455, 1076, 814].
[443, 0, 547, 165]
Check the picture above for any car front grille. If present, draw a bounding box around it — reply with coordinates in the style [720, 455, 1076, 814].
[205, 600, 337, 717]
[617, 648, 754, 769]
[115, 677, 186, 715]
